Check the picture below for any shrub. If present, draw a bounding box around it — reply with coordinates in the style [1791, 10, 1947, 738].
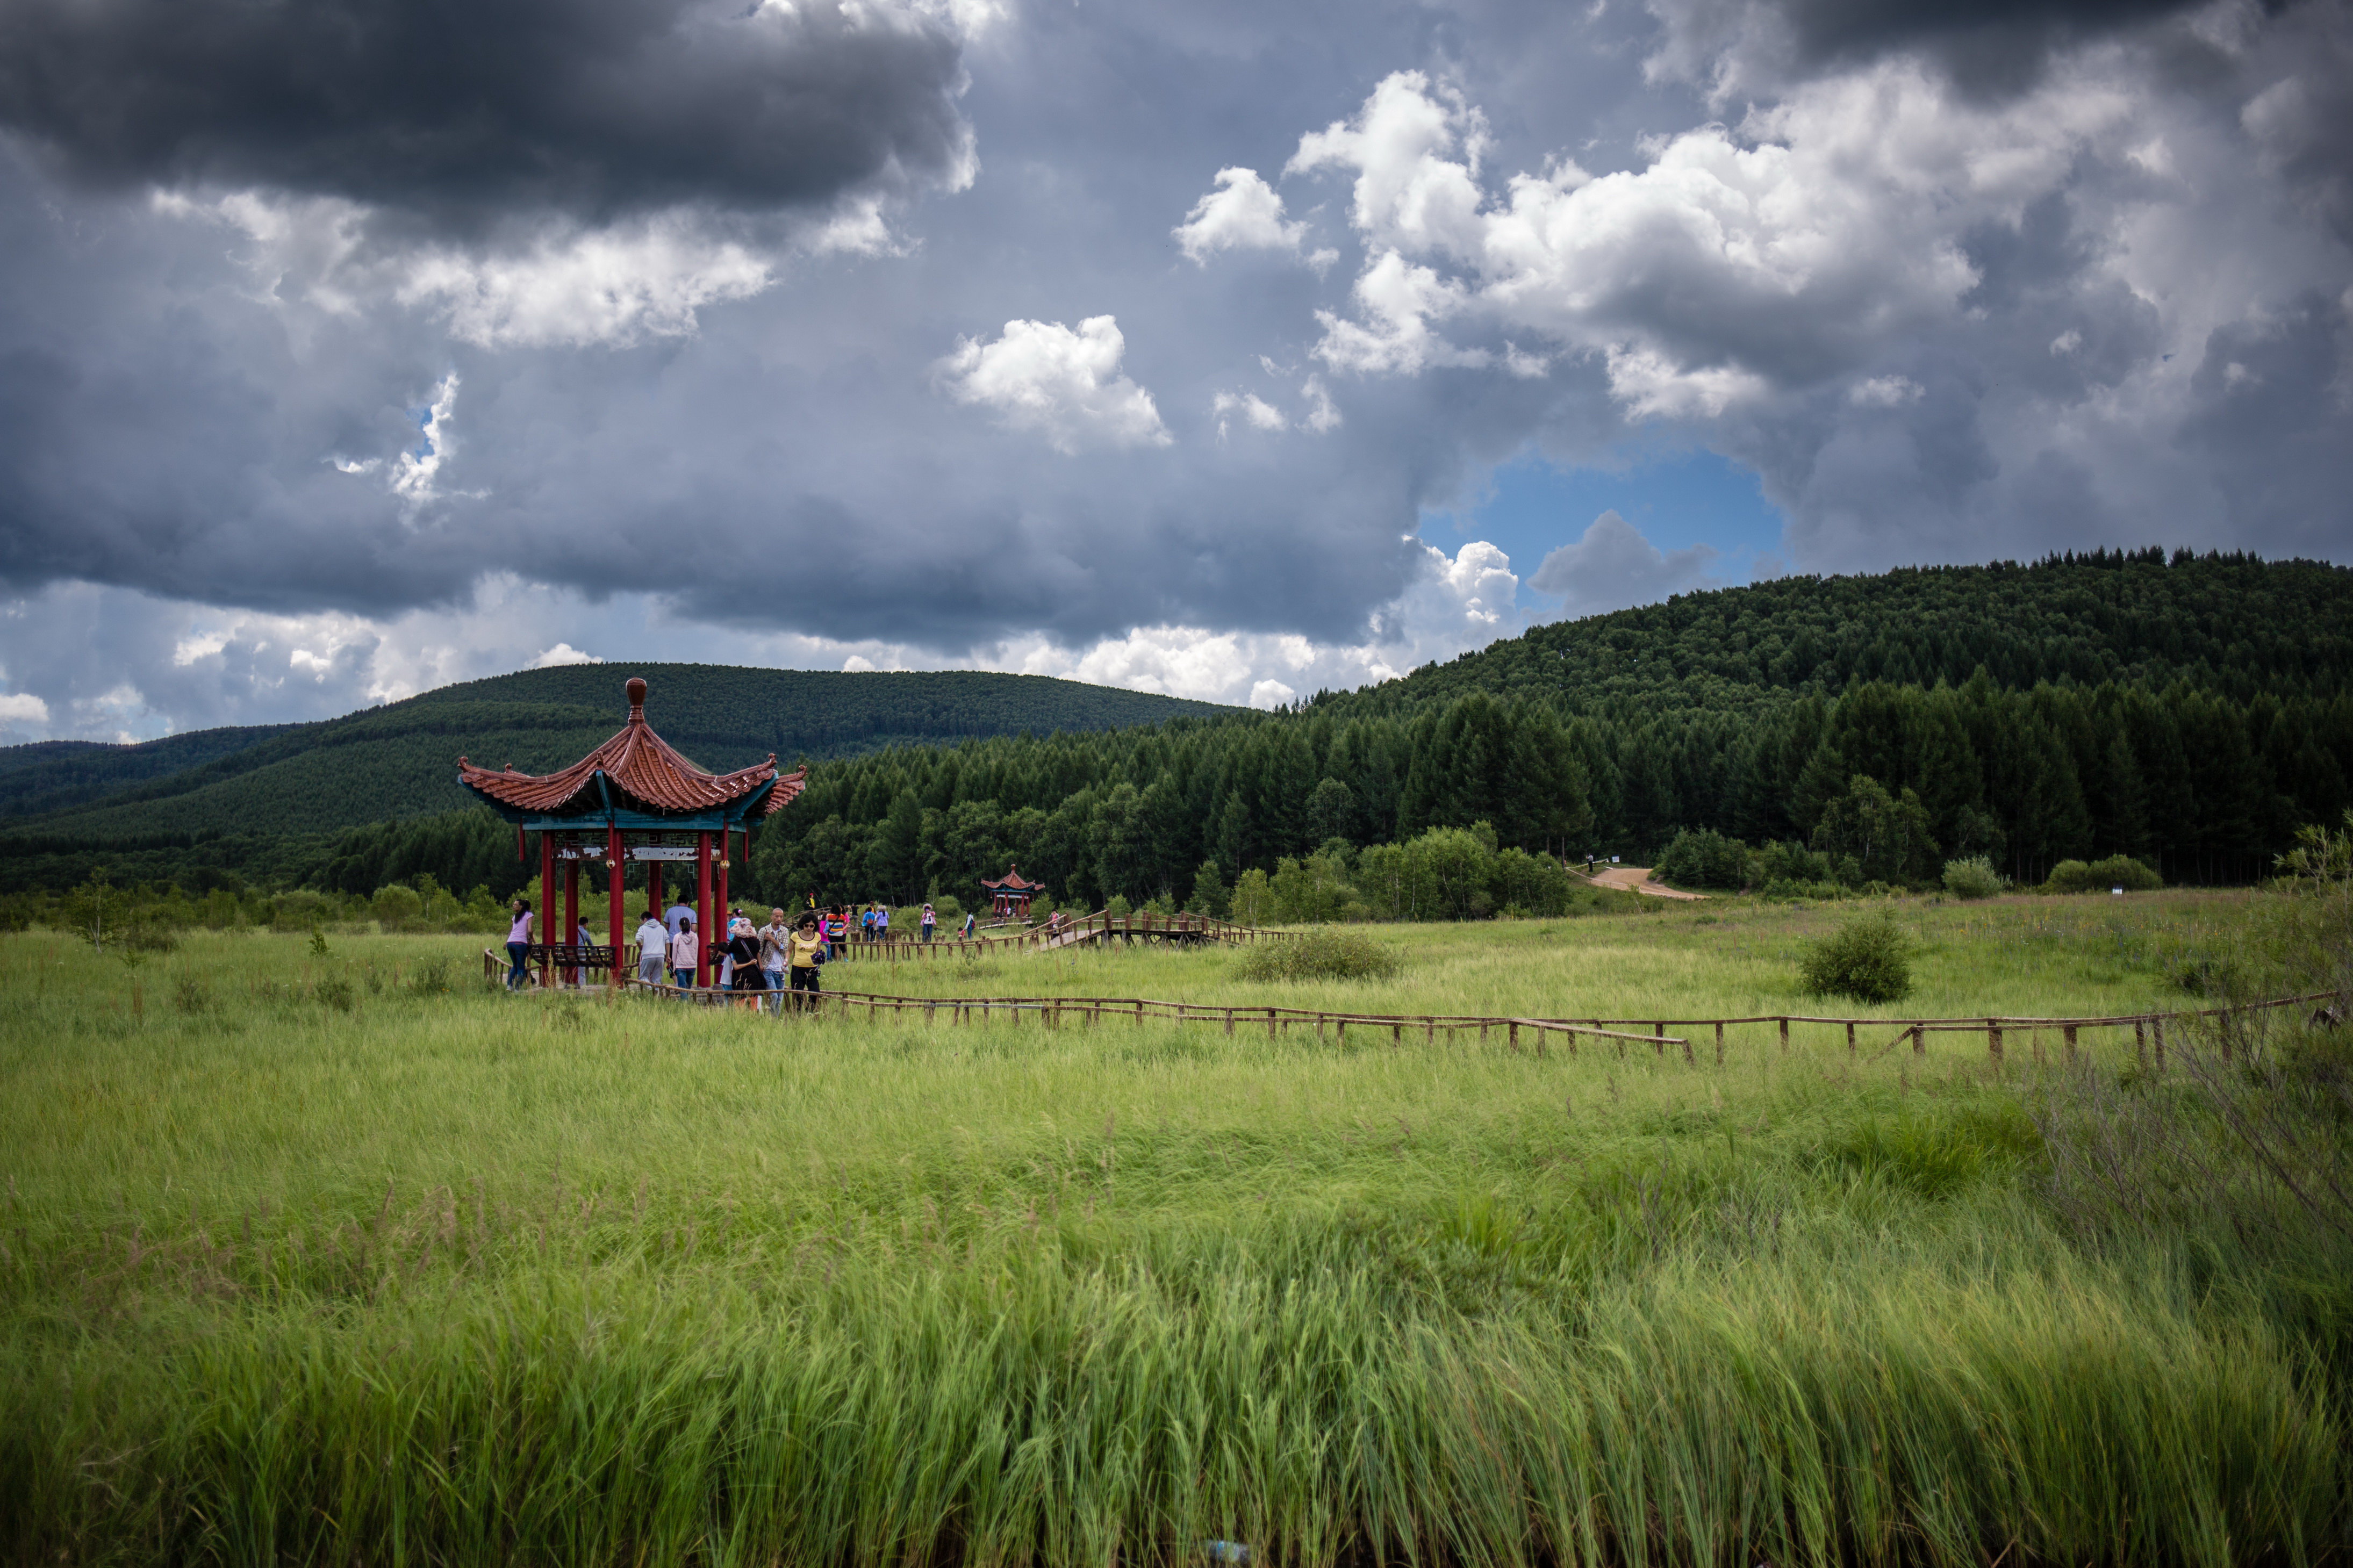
[1103, 894, 1134, 917]
[1799, 912, 1913, 1003]
[1758, 840, 1835, 886]
[1942, 856, 2005, 900]
[2045, 856, 2163, 894]
[372, 883, 425, 931]
[1235, 928, 1400, 982]
[1653, 828, 1751, 891]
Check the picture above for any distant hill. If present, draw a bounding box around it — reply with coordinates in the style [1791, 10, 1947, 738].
[1307, 547, 2353, 720]
[0, 666, 1231, 887]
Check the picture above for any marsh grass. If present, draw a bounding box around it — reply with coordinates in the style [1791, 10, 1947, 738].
[0, 898, 2347, 1565]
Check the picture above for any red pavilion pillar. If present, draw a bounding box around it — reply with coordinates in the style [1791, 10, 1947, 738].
[607, 826, 625, 986]
[538, 832, 556, 989]
[717, 828, 731, 948]
[562, 857, 579, 988]
[695, 831, 714, 987]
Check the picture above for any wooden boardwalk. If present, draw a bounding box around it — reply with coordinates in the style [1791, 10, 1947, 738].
[614, 975, 2337, 1067]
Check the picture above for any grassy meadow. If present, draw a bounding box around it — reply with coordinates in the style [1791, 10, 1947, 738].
[2, 891, 2348, 1566]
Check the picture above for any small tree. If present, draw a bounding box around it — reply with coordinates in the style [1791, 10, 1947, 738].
[1189, 858, 1230, 919]
[1799, 912, 1913, 1003]
[1230, 867, 1274, 926]
[1813, 775, 1940, 887]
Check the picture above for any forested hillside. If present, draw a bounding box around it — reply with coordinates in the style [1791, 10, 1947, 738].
[1310, 548, 2353, 718]
[0, 667, 1229, 893]
[12, 551, 2352, 909]
[740, 551, 2353, 911]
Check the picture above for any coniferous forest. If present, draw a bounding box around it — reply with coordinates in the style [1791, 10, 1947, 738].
[8, 549, 2352, 912]
[747, 550, 2353, 912]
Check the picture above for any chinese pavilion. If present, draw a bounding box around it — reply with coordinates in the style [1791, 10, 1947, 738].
[980, 865, 1046, 920]
[458, 677, 805, 988]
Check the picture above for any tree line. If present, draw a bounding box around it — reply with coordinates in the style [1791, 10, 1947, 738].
[742, 672, 2353, 912]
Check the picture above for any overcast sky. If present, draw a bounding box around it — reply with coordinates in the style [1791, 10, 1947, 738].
[1, 0, 2347, 741]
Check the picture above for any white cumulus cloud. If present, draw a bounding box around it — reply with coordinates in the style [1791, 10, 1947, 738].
[1173, 168, 1328, 265]
[1280, 62, 2139, 415]
[937, 315, 1173, 453]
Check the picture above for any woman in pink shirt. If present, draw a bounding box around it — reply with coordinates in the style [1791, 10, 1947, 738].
[504, 898, 534, 990]
[669, 914, 699, 990]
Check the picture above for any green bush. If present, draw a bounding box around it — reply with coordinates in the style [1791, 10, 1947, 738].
[2044, 856, 2163, 894]
[1235, 928, 1400, 982]
[1798, 912, 1913, 1004]
[1941, 856, 2004, 900]
[1653, 828, 1751, 891]
[371, 883, 425, 931]
[1758, 840, 1835, 886]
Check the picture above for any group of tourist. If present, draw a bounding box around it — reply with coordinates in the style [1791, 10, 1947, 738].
[625, 904, 828, 1012]
[499, 890, 987, 1004]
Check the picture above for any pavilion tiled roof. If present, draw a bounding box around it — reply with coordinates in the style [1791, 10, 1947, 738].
[980, 866, 1045, 891]
[457, 677, 805, 819]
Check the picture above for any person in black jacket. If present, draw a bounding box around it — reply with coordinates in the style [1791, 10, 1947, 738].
[727, 923, 763, 993]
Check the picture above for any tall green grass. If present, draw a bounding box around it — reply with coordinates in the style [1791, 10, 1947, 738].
[1, 903, 2346, 1565]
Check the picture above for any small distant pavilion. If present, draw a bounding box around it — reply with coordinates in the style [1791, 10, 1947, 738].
[458, 677, 805, 987]
[980, 865, 1046, 921]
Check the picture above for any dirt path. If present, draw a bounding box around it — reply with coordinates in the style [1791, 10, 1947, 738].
[1582, 864, 1709, 901]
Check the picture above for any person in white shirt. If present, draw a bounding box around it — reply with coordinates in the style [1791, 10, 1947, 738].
[669, 915, 699, 989]
[757, 908, 791, 1012]
[634, 910, 669, 988]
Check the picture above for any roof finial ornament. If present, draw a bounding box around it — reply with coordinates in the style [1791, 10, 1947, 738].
[626, 677, 647, 722]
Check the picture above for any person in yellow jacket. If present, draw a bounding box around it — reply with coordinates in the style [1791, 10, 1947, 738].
[785, 914, 828, 1012]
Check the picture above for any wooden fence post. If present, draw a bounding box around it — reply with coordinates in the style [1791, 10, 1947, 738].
[2063, 1024, 2077, 1061]
[1845, 1020, 1856, 1056]
[1778, 1017, 1789, 1053]
[2134, 1019, 2147, 1069]
[1508, 1021, 1520, 1052]
[1988, 1019, 2003, 1062]
[1652, 1021, 1666, 1056]
[2151, 1016, 2165, 1069]
[1714, 1021, 1725, 1065]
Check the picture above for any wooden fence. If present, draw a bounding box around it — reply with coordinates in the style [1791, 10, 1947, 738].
[606, 977, 2340, 1067]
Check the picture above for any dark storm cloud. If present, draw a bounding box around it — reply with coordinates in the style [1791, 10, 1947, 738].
[1, 0, 2349, 740]
[1775, 0, 2207, 91]
[0, 0, 970, 231]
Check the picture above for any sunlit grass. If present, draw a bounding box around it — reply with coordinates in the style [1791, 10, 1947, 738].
[0, 896, 2343, 1565]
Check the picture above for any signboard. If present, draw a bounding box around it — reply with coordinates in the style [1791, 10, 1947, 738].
[556, 845, 700, 861]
